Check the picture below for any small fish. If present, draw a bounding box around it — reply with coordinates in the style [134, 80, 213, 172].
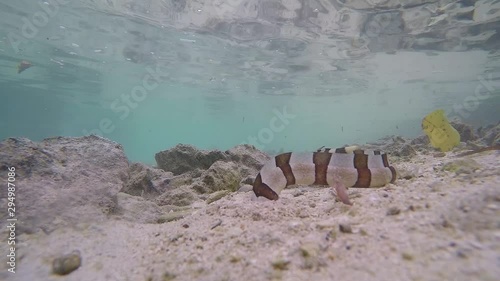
[17, 60, 32, 74]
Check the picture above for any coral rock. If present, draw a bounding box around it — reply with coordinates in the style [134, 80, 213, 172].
[155, 144, 228, 175]
[121, 163, 173, 199]
[201, 161, 242, 193]
[0, 136, 129, 234]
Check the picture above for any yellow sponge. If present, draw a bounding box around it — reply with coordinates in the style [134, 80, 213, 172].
[422, 109, 460, 152]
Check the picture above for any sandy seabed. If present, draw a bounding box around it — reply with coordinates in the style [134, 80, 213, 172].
[2, 151, 499, 281]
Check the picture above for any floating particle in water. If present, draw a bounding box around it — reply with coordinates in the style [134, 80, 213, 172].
[50, 58, 64, 66]
[180, 38, 196, 43]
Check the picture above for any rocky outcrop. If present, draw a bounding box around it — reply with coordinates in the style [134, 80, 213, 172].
[226, 144, 271, 172]
[121, 163, 173, 199]
[151, 144, 270, 206]
[0, 136, 129, 234]
[156, 144, 269, 175]
[155, 186, 197, 207]
[139, 151, 248, 207]
[200, 161, 242, 193]
[450, 120, 479, 143]
[0, 136, 257, 230]
[478, 122, 500, 146]
[155, 144, 228, 175]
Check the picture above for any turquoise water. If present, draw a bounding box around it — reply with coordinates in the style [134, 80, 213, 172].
[1, 1, 499, 164]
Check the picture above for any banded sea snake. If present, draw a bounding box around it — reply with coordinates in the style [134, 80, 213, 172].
[253, 146, 397, 205]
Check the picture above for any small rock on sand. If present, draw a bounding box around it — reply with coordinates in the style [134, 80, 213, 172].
[52, 250, 82, 275]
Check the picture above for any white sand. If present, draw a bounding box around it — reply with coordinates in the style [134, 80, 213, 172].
[2, 151, 499, 281]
